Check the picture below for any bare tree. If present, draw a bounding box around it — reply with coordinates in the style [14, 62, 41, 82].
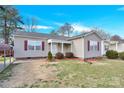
[92, 27, 110, 40]
[25, 17, 38, 32]
[0, 5, 23, 44]
[50, 30, 58, 35]
[111, 35, 122, 41]
[57, 26, 66, 36]
[31, 17, 37, 32]
[57, 23, 74, 37]
[25, 18, 30, 32]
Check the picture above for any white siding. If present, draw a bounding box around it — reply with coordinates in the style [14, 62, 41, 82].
[109, 44, 117, 51]
[72, 38, 84, 58]
[118, 44, 124, 52]
[84, 33, 102, 58]
[14, 36, 48, 58]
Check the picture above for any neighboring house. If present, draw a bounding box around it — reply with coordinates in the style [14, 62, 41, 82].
[13, 31, 104, 59]
[109, 40, 124, 52]
[101, 40, 110, 55]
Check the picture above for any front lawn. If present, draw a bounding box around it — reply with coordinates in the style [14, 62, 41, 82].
[0, 57, 4, 61]
[30, 59, 124, 88]
[1, 58, 124, 88]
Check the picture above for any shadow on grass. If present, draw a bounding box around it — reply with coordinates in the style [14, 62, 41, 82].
[0, 63, 19, 80]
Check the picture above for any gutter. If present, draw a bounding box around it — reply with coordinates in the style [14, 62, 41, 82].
[13, 35, 48, 40]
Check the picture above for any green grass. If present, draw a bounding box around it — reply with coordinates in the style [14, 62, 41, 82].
[0, 63, 18, 80]
[30, 59, 124, 88]
[0, 57, 15, 63]
[0, 57, 4, 61]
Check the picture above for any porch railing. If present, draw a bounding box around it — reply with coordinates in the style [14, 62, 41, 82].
[0, 44, 14, 72]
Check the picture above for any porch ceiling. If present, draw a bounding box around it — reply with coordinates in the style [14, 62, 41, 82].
[48, 39, 72, 44]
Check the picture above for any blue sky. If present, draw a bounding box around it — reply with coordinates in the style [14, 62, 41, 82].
[15, 5, 124, 37]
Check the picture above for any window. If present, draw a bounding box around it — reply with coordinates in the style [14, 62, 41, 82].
[28, 40, 41, 50]
[36, 46, 41, 50]
[88, 40, 99, 51]
[28, 45, 34, 50]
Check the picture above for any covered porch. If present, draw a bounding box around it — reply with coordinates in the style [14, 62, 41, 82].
[48, 39, 72, 55]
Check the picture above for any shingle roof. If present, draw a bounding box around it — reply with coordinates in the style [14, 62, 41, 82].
[14, 31, 70, 40]
[68, 30, 104, 40]
[14, 31, 104, 41]
[110, 39, 124, 44]
[119, 40, 124, 43]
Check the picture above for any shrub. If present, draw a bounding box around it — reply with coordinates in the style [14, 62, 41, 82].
[65, 52, 74, 58]
[119, 52, 124, 60]
[106, 50, 118, 59]
[48, 51, 53, 62]
[55, 52, 64, 59]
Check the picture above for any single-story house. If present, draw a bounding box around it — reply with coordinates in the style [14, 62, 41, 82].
[109, 40, 124, 52]
[13, 31, 104, 59]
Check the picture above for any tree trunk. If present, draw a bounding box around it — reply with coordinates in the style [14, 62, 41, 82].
[68, 31, 70, 37]
[4, 17, 9, 44]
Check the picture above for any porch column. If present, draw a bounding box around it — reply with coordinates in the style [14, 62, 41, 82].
[115, 42, 118, 51]
[51, 42, 53, 54]
[101, 40, 104, 55]
[61, 42, 64, 53]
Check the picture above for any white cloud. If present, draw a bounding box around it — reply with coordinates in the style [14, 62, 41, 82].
[72, 23, 91, 32]
[33, 25, 53, 29]
[54, 22, 63, 26]
[117, 6, 124, 11]
[22, 25, 53, 30]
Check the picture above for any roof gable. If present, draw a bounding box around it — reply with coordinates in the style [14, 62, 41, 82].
[85, 31, 103, 40]
[69, 31, 104, 40]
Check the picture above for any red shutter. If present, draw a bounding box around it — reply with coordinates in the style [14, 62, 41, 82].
[42, 41, 45, 51]
[98, 42, 99, 51]
[24, 40, 28, 51]
[88, 40, 90, 51]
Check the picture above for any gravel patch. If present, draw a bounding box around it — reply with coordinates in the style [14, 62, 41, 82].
[0, 59, 58, 88]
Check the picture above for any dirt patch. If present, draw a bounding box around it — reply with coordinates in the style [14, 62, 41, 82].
[0, 59, 58, 88]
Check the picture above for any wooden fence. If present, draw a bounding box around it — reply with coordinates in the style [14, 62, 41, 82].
[0, 50, 14, 57]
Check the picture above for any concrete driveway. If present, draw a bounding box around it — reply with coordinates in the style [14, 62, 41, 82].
[0, 61, 11, 72]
